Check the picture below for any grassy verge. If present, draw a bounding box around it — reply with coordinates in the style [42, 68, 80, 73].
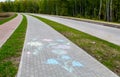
[0, 15, 27, 77]
[60, 16, 120, 28]
[60, 16, 120, 25]
[31, 15, 120, 76]
[40, 14, 120, 25]
[0, 13, 17, 25]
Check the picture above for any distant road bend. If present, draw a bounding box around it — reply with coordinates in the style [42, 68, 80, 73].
[33, 14, 120, 46]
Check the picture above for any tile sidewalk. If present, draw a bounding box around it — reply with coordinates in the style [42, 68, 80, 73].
[0, 14, 22, 47]
[17, 15, 119, 77]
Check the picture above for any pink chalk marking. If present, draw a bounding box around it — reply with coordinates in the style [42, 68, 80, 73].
[27, 51, 31, 55]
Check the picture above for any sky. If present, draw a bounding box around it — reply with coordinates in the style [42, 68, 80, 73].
[0, 0, 14, 2]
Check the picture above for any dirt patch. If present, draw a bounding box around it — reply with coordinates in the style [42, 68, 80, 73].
[0, 12, 14, 20]
[3, 56, 21, 67]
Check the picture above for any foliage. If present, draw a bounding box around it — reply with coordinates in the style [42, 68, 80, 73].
[0, 0, 120, 22]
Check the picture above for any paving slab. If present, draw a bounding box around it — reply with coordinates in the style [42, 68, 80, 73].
[17, 15, 119, 77]
[0, 14, 22, 47]
[32, 14, 120, 46]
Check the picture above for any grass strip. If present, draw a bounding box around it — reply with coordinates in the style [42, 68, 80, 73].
[60, 15, 120, 25]
[60, 16, 120, 29]
[0, 15, 27, 77]
[0, 13, 17, 25]
[31, 15, 120, 76]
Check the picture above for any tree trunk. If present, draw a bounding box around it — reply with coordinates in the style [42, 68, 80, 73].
[106, 0, 110, 21]
[110, 0, 113, 21]
[99, 0, 102, 20]
[74, 0, 77, 16]
[55, 2, 58, 15]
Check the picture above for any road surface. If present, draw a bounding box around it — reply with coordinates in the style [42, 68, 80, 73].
[33, 14, 120, 46]
[17, 14, 119, 77]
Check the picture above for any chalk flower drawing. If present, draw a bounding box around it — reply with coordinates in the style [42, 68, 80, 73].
[27, 39, 84, 73]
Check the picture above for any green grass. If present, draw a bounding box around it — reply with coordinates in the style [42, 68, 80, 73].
[0, 15, 27, 77]
[0, 13, 17, 25]
[63, 16, 120, 25]
[31, 15, 120, 76]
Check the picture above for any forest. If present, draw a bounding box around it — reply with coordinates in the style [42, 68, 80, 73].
[0, 0, 120, 22]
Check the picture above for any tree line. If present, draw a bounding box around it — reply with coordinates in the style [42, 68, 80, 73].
[0, 0, 120, 22]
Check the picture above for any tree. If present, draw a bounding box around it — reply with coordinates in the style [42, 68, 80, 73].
[110, 0, 113, 21]
[99, 0, 102, 20]
[0, 0, 120, 22]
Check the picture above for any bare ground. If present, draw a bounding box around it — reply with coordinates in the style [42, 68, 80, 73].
[0, 12, 14, 20]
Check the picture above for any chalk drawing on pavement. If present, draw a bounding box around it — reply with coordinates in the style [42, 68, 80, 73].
[27, 38, 84, 73]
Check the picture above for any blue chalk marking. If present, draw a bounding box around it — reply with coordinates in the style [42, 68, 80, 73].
[63, 66, 73, 73]
[47, 43, 58, 47]
[33, 52, 38, 55]
[72, 61, 83, 67]
[52, 50, 67, 55]
[46, 59, 59, 65]
[66, 43, 70, 45]
[56, 39, 66, 43]
[38, 47, 42, 51]
[61, 55, 71, 60]
[55, 45, 70, 49]
[33, 49, 41, 55]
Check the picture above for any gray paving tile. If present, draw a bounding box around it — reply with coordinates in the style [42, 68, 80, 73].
[17, 15, 119, 77]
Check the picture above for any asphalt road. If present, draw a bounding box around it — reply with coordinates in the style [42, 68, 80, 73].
[17, 14, 119, 77]
[33, 14, 120, 46]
